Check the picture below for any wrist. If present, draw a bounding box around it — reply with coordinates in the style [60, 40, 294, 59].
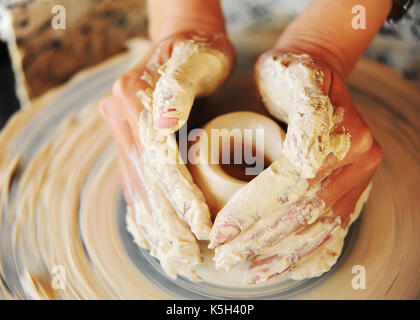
[274, 0, 392, 78]
[274, 33, 347, 78]
[149, 16, 226, 43]
[148, 0, 226, 43]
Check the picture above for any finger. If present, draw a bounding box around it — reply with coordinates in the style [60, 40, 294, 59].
[120, 150, 202, 280]
[208, 151, 331, 248]
[122, 162, 155, 252]
[126, 205, 152, 250]
[111, 38, 175, 150]
[246, 210, 340, 284]
[114, 138, 172, 263]
[255, 52, 373, 176]
[138, 110, 213, 240]
[246, 179, 372, 284]
[122, 160, 171, 261]
[121, 157, 189, 274]
[115, 147, 155, 251]
[100, 97, 202, 280]
[212, 142, 382, 270]
[209, 152, 307, 248]
[117, 148, 160, 254]
[151, 33, 234, 134]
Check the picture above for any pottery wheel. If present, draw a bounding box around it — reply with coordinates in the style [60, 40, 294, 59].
[0, 36, 419, 300]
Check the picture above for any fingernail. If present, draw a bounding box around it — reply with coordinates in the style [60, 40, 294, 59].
[99, 103, 111, 122]
[245, 273, 260, 284]
[155, 115, 179, 130]
[209, 225, 239, 248]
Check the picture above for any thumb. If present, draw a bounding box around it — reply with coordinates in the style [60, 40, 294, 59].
[151, 33, 235, 134]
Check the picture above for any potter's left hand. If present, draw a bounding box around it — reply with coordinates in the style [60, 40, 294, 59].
[99, 1, 235, 280]
[209, 0, 390, 283]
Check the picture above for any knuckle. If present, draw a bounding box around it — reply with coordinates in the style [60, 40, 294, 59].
[97, 98, 107, 113]
[354, 124, 374, 156]
[97, 94, 114, 120]
[98, 102, 107, 120]
[360, 141, 383, 173]
[369, 142, 384, 168]
[112, 74, 131, 100]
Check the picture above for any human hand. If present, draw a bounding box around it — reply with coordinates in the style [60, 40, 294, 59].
[99, 30, 235, 280]
[207, 0, 391, 283]
[208, 52, 382, 283]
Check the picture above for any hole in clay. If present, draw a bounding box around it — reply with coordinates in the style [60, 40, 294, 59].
[218, 137, 271, 182]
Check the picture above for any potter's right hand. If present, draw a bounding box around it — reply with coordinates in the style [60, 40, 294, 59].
[209, 0, 388, 283]
[209, 52, 382, 283]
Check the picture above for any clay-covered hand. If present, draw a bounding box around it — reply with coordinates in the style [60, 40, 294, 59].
[209, 52, 383, 284]
[99, 31, 235, 280]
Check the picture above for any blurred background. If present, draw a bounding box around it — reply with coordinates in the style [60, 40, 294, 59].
[0, 0, 419, 130]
